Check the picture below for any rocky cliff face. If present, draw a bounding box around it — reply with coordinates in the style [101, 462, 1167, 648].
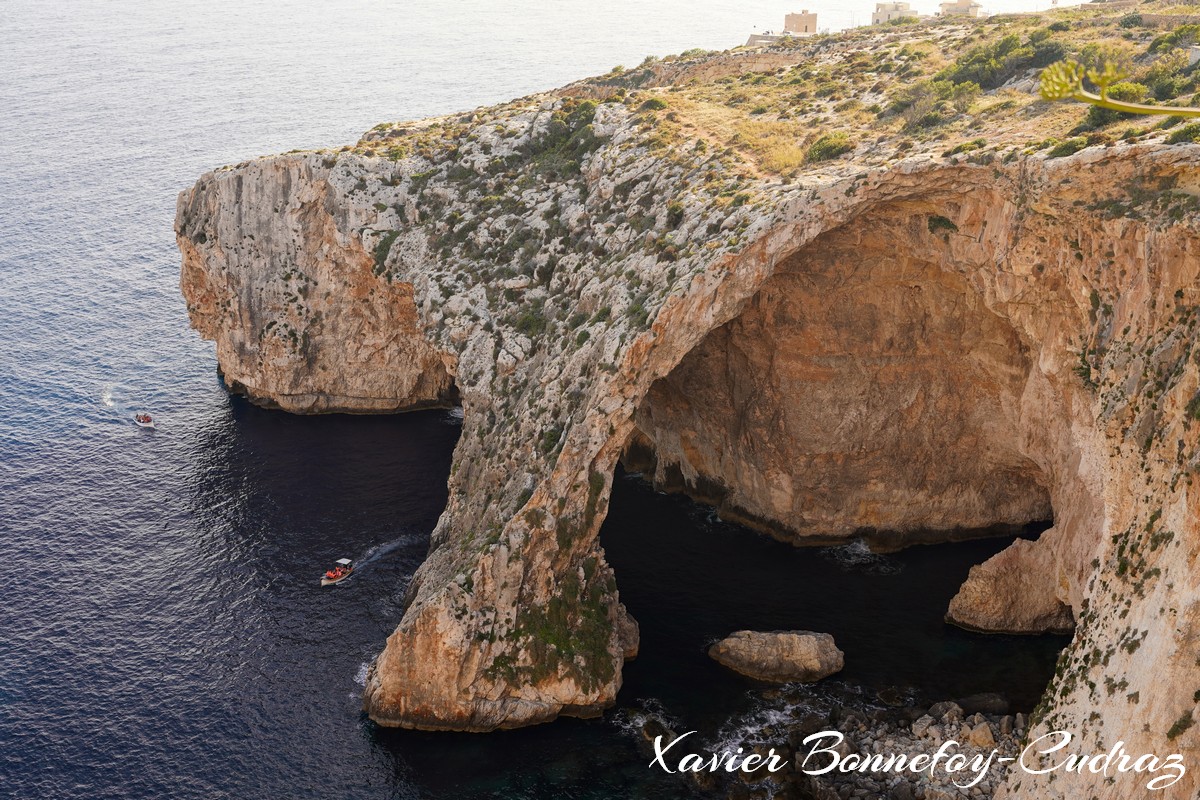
[179, 12, 1200, 798]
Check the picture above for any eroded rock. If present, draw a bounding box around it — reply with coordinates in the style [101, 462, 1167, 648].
[946, 537, 1076, 634]
[708, 630, 844, 683]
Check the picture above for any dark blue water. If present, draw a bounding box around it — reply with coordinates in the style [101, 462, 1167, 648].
[1, 2, 1065, 798]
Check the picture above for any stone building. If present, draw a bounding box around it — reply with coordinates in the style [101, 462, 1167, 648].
[872, 2, 915, 25]
[939, 0, 986, 17]
[745, 11, 819, 46]
[784, 10, 818, 34]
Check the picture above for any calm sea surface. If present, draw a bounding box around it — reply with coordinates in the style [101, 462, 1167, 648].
[2, 2, 1066, 797]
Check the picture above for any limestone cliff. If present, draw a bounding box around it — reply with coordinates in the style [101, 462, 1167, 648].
[179, 6, 1200, 798]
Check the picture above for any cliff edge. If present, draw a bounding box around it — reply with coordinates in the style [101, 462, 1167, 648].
[179, 6, 1200, 797]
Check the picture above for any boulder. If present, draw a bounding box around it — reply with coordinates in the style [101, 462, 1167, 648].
[927, 701, 963, 722]
[708, 630, 844, 683]
[911, 714, 935, 737]
[968, 721, 996, 749]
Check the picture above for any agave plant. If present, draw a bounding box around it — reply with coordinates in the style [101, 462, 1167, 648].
[1040, 59, 1200, 118]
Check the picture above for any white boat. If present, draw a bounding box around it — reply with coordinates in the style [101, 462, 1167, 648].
[321, 558, 354, 586]
[134, 413, 156, 429]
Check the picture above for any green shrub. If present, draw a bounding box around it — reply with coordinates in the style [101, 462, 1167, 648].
[1186, 393, 1200, 421]
[373, 231, 400, 274]
[950, 81, 982, 113]
[640, 97, 668, 111]
[1167, 123, 1200, 144]
[1084, 82, 1150, 127]
[806, 132, 853, 162]
[1167, 711, 1194, 740]
[540, 426, 563, 453]
[514, 308, 547, 336]
[524, 98, 602, 179]
[1153, 77, 1189, 102]
[927, 215, 958, 234]
[892, 80, 979, 130]
[626, 296, 650, 327]
[1149, 24, 1200, 54]
[1119, 14, 1143, 29]
[944, 138, 987, 157]
[938, 33, 1067, 89]
[666, 201, 685, 228]
[1047, 137, 1088, 158]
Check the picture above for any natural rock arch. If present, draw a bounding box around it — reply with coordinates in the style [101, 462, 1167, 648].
[362, 175, 1104, 732]
[180, 140, 1200, 800]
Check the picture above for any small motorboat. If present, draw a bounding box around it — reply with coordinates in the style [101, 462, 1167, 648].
[134, 413, 156, 429]
[321, 558, 354, 586]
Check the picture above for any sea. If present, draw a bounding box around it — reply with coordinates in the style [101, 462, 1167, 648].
[1, 2, 1069, 798]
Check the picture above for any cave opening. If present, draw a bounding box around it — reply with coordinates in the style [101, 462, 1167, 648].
[599, 472, 1068, 723]
[602, 205, 1071, 721]
[623, 213, 1056, 551]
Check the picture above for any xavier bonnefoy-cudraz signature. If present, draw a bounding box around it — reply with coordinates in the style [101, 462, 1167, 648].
[649, 729, 1186, 791]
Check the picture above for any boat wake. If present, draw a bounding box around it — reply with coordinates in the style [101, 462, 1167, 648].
[353, 533, 426, 569]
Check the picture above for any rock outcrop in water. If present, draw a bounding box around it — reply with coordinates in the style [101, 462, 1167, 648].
[179, 5, 1200, 797]
[946, 537, 1077, 634]
[708, 630, 844, 682]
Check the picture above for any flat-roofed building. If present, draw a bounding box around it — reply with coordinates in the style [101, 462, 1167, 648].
[872, 2, 915, 25]
[939, 0, 986, 18]
[784, 10, 818, 34]
[745, 11, 819, 46]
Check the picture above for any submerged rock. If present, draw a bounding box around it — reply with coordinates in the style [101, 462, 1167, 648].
[708, 630, 843, 683]
[958, 692, 1010, 716]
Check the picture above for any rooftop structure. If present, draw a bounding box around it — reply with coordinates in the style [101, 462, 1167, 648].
[939, 0, 986, 18]
[872, 2, 916, 25]
[746, 10, 818, 47]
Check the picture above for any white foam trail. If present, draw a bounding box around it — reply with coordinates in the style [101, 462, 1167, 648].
[101, 386, 114, 407]
[355, 533, 425, 568]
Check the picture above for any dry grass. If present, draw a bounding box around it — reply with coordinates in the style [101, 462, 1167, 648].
[667, 97, 822, 174]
